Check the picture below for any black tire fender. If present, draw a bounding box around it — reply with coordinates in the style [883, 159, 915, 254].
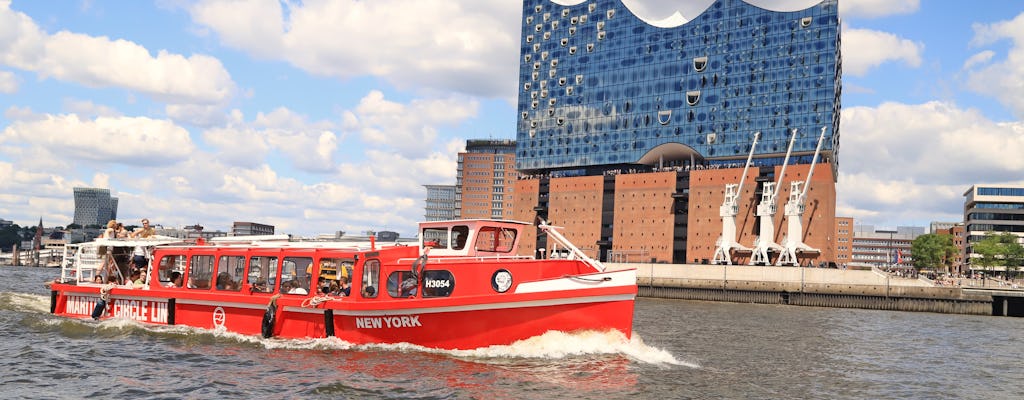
[411, 254, 428, 279]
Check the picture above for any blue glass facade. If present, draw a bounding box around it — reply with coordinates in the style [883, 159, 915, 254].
[515, 0, 841, 173]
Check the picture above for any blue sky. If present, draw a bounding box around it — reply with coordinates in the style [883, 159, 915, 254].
[1, 0, 1023, 237]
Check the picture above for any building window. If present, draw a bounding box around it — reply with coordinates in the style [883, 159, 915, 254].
[694, 56, 708, 72]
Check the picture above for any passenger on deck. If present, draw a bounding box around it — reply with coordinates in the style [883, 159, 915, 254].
[216, 272, 238, 291]
[283, 280, 307, 295]
[168, 271, 183, 288]
[251, 278, 268, 293]
[131, 245, 147, 272]
[131, 219, 155, 238]
[115, 223, 129, 238]
[318, 277, 329, 294]
[101, 220, 117, 239]
[339, 277, 351, 297]
[128, 269, 143, 288]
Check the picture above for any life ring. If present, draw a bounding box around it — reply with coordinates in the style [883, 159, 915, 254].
[411, 254, 428, 279]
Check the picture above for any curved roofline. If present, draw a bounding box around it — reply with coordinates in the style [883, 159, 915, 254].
[551, 0, 829, 29]
[636, 142, 705, 166]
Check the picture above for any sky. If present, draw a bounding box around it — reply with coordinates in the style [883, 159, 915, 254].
[1, 0, 1023, 238]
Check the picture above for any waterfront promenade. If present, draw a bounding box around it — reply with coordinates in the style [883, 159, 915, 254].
[618, 262, 1024, 316]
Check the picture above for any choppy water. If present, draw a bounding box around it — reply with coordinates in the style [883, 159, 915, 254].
[2, 265, 1023, 399]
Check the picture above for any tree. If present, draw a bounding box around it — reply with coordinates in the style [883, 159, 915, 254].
[912, 233, 957, 273]
[0, 224, 22, 251]
[996, 232, 1024, 279]
[67, 223, 82, 229]
[972, 232, 1024, 279]
[972, 233, 1002, 274]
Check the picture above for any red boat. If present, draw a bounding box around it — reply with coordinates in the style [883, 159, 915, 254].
[48, 219, 637, 350]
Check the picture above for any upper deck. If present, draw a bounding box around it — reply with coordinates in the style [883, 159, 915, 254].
[417, 219, 533, 258]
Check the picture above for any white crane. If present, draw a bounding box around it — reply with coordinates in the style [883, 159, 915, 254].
[711, 131, 759, 265]
[776, 127, 827, 266]
[749, 129, 797, 265]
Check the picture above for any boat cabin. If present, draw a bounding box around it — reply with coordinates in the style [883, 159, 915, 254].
[417, 219, 530, 258]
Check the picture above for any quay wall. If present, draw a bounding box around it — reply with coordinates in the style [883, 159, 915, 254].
[617, 263, 993, 315]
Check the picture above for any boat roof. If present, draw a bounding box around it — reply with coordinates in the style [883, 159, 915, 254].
[417, 219, 532, 229]
[87, 236, 188, 247]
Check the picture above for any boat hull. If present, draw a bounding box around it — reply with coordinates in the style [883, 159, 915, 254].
[49, 273, 636, 350]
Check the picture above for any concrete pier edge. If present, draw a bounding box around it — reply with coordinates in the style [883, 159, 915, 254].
[622, 263, 1016, 316]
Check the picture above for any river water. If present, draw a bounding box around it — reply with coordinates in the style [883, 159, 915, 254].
[2, 265, 1022, 399]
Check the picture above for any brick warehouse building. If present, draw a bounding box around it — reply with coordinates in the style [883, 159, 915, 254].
[511, 0, 842, 264]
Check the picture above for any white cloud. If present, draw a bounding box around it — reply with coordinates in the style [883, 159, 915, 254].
[838, 0, 919, 19]
[838, 101, 1024, 225]
[0, 1, 235, 104]
[965, 13, 1024, 117]
[345, 90, 478, 158]
[201, 107, 340, 173]
[962, 50, 994, 70]
[201, 125, 270, 169]
[62, 99, 122, 118]
[841, 28, 924, 76]
[166, 103, 230, 127]
[0, 69, 16, 93]
[0, 113, 196, 166]
[188, 0, 520, 98]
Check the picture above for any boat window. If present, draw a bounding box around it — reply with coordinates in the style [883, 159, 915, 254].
[422, 270, 454, 298]
[319, 258, 354, 282]
[248, 256, 278, 293]
[387, 271, 419, 298]
[361, 259, 380, 298]
[474, 226, 518, 253]
[281, 257, 312, 295]
[188, 255, 215, 289]
[421, 227, 448, 249]
[215, 256, 244, 291]
[157, 254, 186, 287]
[451, 225, 470, 250]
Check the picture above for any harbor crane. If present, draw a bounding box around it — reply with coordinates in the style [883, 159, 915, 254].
[711, 131, 759, 265]
[749, 129, 797, 265]
[776, 127, 827, 266]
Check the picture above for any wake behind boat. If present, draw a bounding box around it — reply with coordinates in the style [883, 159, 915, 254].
[47, 219, 637, 350]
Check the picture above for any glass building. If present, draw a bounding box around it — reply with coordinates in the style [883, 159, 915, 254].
[515, 0, 841, 175]
[72, 187, 119, 227]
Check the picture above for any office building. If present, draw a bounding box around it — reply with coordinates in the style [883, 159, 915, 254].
[963, 185, 1024, 269]
[850, 225, 920, 269]
[232, 222, 275, 236]
[72, 187, 118, 227]
[834, 216, 853, 266]
[456, 140, 517, 220]
[424, 185, 457, 221]
[512, 0, 841, 263]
